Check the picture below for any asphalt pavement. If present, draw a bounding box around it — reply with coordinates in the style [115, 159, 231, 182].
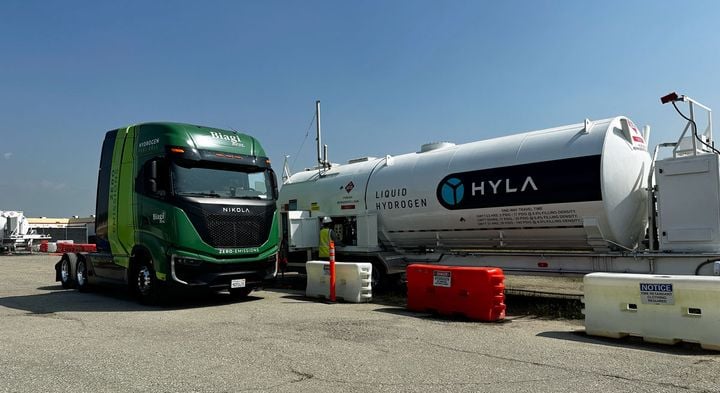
[0, 254, 718, 392]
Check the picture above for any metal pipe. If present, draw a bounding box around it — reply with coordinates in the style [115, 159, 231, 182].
[648, 145, 660, 252]
[315, 100, 322, 167]
[685, 96, 712, 112]
[690, 102, 697, 156]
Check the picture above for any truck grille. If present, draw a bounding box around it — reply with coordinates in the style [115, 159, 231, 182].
[182, 202, 275, 248]
[200, 209, 274, 248]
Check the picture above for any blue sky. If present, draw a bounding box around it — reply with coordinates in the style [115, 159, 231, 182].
[1, 1, 718, 217]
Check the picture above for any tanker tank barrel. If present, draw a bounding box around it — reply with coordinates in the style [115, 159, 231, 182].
[280, 116, 651, 253]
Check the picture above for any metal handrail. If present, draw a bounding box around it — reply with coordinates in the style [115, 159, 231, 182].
[671, 95, 714, 158]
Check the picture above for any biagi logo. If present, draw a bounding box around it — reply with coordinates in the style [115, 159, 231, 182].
[209, 131, 245, 147]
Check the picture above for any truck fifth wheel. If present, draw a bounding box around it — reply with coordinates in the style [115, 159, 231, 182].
[56, 123, 279, 303]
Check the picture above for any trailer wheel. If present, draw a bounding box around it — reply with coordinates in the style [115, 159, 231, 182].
[134, 261, 164, 305]
[59, 256, 74, 289]
[76, 258, 89, 292]
[371, 263, 386, 292]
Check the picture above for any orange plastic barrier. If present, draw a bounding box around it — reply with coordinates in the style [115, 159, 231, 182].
[57, 243, 97, 253]
[406, 264, 506, 321]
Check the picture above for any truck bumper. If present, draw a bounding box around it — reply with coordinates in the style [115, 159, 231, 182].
[169, 254, 277, 289]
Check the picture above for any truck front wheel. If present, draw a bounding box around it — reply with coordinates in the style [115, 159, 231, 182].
[134, 261, 164, 305]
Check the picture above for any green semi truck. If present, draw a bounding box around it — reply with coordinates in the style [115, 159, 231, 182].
[55, 122, 279, 303]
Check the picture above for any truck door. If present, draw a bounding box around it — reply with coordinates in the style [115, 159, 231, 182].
[107, 127, 137, 273]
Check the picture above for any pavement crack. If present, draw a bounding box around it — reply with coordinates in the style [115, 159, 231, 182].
[595, 373, 704, 392]
[425, 341, 712, 392]
[289, 368, 314, 383]
[694, 359, 714, 365]
[305, 377, 571, 388]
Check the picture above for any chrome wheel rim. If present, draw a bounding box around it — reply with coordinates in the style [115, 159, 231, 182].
[61, 260, 70, 283]
[76, 261, 86, 286]
[137, 266, 152, 295]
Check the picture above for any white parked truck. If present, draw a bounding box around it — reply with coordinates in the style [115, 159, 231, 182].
[279, 94, 720, 286]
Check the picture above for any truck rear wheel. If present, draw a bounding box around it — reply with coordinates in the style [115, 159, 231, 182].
[134, 261, 164, 305]
[76, 258, 89, 292]
[59, 256, 73, 289]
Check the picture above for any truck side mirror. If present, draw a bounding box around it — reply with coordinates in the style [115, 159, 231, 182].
[269, 169, 279, 199]
[150, 160, 158, 179]
[148, 179, 158, 194]
[144, 160, 159, 195]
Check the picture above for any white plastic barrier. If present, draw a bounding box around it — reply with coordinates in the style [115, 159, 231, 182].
[47, 242, 57, 253]
[305, 261, 372, 303]
[583, 273, 720, 350]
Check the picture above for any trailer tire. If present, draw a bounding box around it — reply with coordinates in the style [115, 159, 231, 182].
[371, 263, 387, 292]
[76, 258, 89, 292]
[59, 256, 74, 289]
[133, 260, 164, 305]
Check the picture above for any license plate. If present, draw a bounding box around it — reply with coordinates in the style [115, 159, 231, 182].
[230, 279, 246, 289]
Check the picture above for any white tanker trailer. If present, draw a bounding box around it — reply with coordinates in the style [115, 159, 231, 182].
[0, 211, 49, 253]
[279, 94, 720, 285]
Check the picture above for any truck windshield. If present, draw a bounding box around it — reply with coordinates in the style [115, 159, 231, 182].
[172, 162, 274, 200]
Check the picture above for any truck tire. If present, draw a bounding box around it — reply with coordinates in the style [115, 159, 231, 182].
[76, 258, 89, 292]
[134, 261, 164, 305]
[59, 256, 74, 289]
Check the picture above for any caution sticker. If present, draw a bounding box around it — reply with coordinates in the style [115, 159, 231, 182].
[639, 283, 674, 305]
[433, 271, 452, 287]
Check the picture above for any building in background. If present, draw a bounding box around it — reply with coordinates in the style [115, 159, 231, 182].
[27, 216, 95, 244]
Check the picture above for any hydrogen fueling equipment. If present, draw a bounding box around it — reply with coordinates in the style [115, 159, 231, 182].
[279, 95, 720, 283]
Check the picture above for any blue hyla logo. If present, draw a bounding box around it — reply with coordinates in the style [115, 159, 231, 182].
[440, 178, 464, 206]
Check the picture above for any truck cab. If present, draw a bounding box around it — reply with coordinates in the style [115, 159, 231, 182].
[57, 123, 279, 303]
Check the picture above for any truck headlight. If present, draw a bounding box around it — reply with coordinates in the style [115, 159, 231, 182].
[175, 257, 203, 266]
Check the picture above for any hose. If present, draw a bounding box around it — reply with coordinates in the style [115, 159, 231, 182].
[694, 259, 719, 275]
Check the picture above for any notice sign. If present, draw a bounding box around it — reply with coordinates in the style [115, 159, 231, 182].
[433, 271, 452, 287]
[639, 283, 674, 305]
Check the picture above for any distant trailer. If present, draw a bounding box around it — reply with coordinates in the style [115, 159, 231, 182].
[0, 211, 50, 252]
